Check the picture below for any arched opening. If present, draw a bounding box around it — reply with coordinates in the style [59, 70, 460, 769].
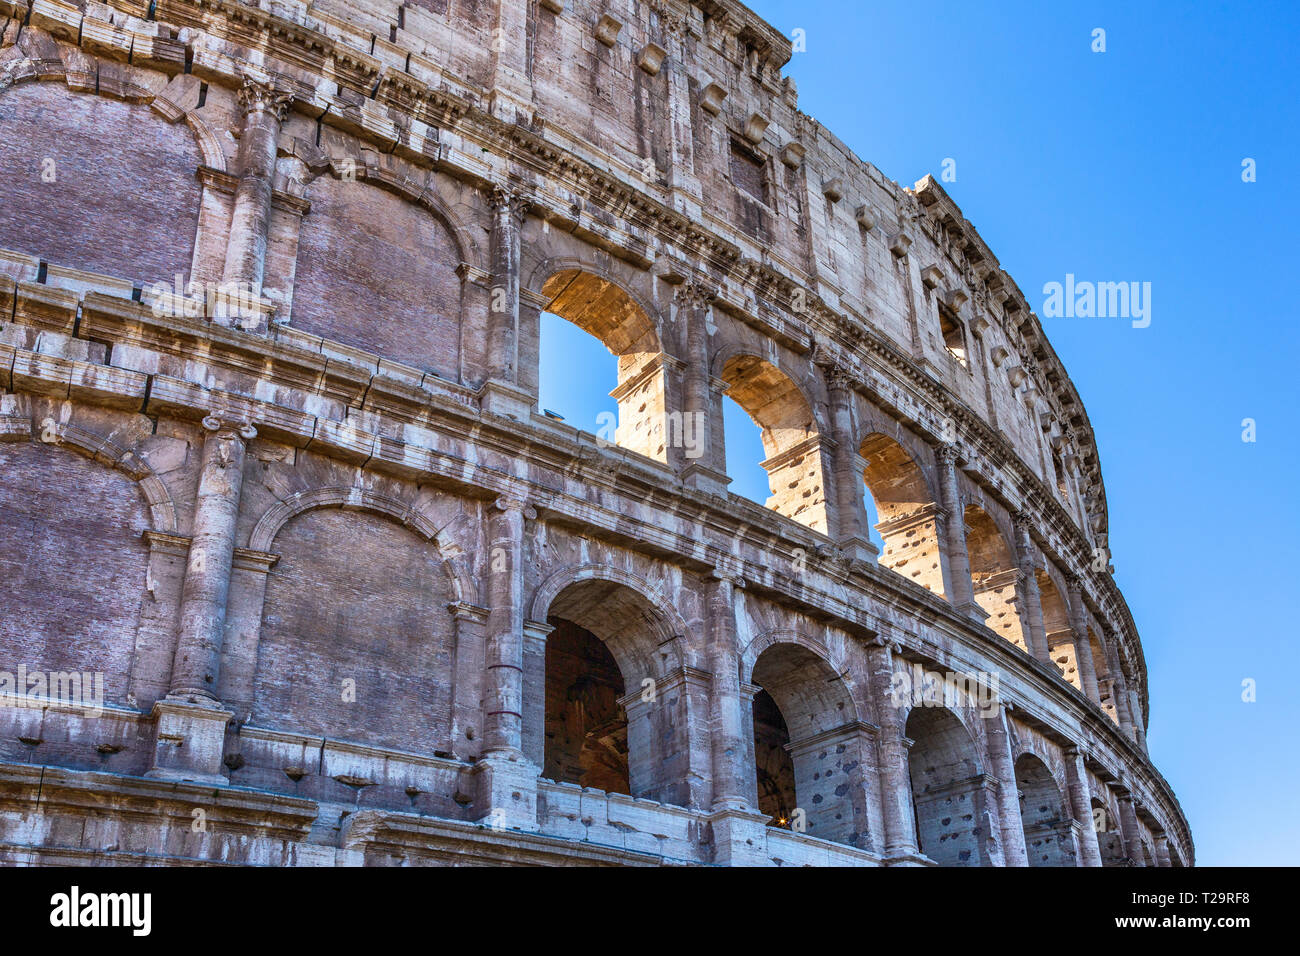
[1090, 627, 1120, 725]
[721, 392, 772, 506]
[964, 505, 1024, 650]
[1094, 797, 1127, 866]
[1038, 572, 1080, 688]
[539, 270, 667, 462]
[750, 643, 868, 847]
[1138, 839, 1156, 867]
[1015, 754, 1077, 867]
[905, 706, 991, 866]
[861, 434, 944, 596]
[719, 355, 831, 533]
[543, 618, 629, 795]
[537, 577, 684, 804]
[752, 687, 798, 829]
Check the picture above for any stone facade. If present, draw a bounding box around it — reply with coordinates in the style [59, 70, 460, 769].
[0, 0, 1190, 866]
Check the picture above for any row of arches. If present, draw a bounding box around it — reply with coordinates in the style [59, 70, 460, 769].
[0, 426, 1171, 864]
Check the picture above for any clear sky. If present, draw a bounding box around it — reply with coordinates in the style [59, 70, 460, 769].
[539, 0, 1300, 865]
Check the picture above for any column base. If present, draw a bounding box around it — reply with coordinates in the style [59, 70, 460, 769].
[471, 749, 541, 833]
[478, 379, 536, 422]
[705, 806, 772, 867]
[956, 601, 990, 624]
[838, 536, 880, 564]
[146, 696, 233, 785]
[881, 849, 932, 867]
[680, 462, 732, 498]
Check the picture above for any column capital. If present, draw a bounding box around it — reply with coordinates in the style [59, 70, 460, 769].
[236, 77, 293, 121]
[201, 415, 257, 441]
[490, 183, 532, 220]
[817, 361, 857, 395]
[492, 493, 536, 519]
[935, 442, 963, 467]
[674, 279, 718, 309]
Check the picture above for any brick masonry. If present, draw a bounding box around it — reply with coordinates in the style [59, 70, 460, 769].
[0, 0, 1189, 866]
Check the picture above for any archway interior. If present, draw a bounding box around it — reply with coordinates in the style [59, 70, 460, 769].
[1094, 797, 1127, 866]
[539, 270, 666, 462]
[1038, 572, 1080, 689]
[720, 355, 830, 533]
[543, 617, 630, 796]
[905, 705, 987, 866]
[964, 504, 1025, 651]
[1015, 754, 1076, 867]
[751, 687, 797, 828]
[861, 434, 945, 596]
[751, 643, 859, 846]
[539, 578, 683, 804]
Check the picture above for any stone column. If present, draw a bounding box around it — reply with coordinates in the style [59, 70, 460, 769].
[480, 187, 535, 420]
[169, 416, 256, 700]
[678, 282, 730, 496]
[1128, 687, 1148, 753]
[659, 20, 702, 203]
[704, 571, 769, 865]
[1153, 833, 1173, 867]
[1116, 791, 1144, 865]
[1107, 637, 1138, 743]
[984, 703, 1029, 866]
[1011, 512, 1050, 663]
[221, 79, 291, 310]
[150, 415, 255, 784]
[482, 494, 531, 756]
[936, 444, 980, 615]
[486, 0, 532, 122]
[866, 636, 921, 859]
[707, 571, 750, 811]
[486, 186, 526, 384]
[473, 493, 540, 831]
[1064, 747, 1103, 867]
[1065, 574, 1100, 701]
[821, 363, 875, 563]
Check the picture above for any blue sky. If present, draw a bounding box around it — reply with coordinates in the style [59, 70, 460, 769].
[540, 0, 1300, 865]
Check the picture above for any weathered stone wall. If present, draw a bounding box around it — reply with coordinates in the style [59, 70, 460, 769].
[0, 0, 1189, 867]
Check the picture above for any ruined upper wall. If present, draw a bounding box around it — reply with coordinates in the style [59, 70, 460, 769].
[229, 0, 1105, 543]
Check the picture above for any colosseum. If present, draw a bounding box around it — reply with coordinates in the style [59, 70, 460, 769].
[0, 0, 1191, 867]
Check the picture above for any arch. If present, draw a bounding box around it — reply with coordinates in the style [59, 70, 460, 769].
[905, 705, 991, 866]
[750, 640, 872, 848]
[861, 433, 945, 595]
[250, 504, 456, 756]
[530, 563, 686, 681]
[1015, 753, 1078, 866]
[1038, 570, 1080, 688]
[0, 74, 203, 286]
[288, 171, 465, 375]
[964, 503, 1023, 650]
[15, 419, 178, 533]
[296, 158, 478, 269]
[533, 570, 689, 806]
[1092, 795, 1126, 866]
[248, 485, 466, 604]
[527, 561, 691, 665]
[720, 352, 832, 533]
[533, 264, 668, 463]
